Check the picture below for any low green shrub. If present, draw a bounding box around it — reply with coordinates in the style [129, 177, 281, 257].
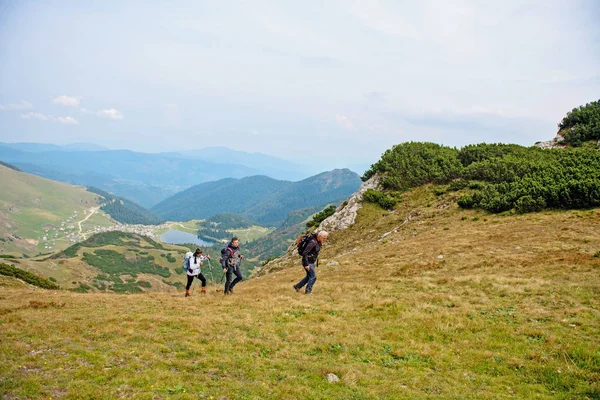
[0, 263, 60, 289]
[458, 195, 475, 209]
[558, 99, 600, 146]
[363, 189, 398, 210]
[448, 180, 469, 191]
[515, 196, 546, 214]
[306, 205, 337, 228]
[365, 139, 600, 214]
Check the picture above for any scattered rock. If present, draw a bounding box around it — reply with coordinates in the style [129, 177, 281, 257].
[327, 260, 340, 266]
[403, 211, 420, 224]
[436, 255, 444, 260]
[515, 246, 521, 250]
[326, 373, 340, 383]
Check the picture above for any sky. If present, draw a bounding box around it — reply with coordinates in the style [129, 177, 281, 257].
[0, 0, 598, 170]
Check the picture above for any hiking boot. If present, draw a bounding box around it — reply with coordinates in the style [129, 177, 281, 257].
[293, 284, 300, 292]
[185, 291, 190, 297]
[305, 291, 312, 295]
[201, 288, 206, 294]
[228, 289, 234, 294]
[224, 291, 230, 295]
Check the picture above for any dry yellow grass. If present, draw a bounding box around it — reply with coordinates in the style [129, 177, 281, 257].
[1, 186, 599, 399]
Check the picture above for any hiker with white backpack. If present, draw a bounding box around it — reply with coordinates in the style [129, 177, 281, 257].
[185, 248, 210, 297]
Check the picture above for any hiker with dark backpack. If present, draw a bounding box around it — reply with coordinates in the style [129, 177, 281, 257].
[294, 230, 329, 294]
[221, 237, 244, 295]
[185, 248, 210, 297]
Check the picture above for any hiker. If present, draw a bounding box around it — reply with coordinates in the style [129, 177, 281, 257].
[222, 237, 244, 295]
[294, 231, 329, 294]
[185, 248, 210, 297]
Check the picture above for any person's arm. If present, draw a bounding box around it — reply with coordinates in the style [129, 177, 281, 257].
[302, 240, 317, 266]
[221, 251, 229, 271]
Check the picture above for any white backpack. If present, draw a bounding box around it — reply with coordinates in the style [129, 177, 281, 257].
[182, 251, 193, 272]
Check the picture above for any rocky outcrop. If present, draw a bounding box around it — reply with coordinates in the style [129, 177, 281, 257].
[252, 175, 381, 277]
[318, 174, 381, 233]
[535, 133, 566, 149]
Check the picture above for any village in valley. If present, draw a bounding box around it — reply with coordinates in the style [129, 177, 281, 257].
[39, 207, 169, 252]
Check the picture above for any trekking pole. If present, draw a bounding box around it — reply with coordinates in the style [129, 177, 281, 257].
[220, 261, 227, 284]
[206, 259, 215, 282]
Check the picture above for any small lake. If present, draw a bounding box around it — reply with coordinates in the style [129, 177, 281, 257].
[159, 230, 214, 247]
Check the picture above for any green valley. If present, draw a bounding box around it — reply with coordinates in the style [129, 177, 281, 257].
[0, 163, 113, 256]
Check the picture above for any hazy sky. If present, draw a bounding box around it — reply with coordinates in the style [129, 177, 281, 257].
[0, 1, 598, 169]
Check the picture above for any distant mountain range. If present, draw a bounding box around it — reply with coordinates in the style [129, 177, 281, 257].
[151, 169, 362, 226]
[1, 142, 109, 152]
[0, 142, 323, 207]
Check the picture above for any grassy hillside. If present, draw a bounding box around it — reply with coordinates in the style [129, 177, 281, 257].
[0, 160, 22, 171]
[32, 231, 203, 293]
[152, 169, 361, 226]
[0, 164, 113, 256]
[1, 187, 598, 398]
[0, 263, 60, 289]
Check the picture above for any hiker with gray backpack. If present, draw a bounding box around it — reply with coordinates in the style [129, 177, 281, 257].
[221, 237, 244, 295]
[294, 230, 329, 294]
[184, 248, 210, 297]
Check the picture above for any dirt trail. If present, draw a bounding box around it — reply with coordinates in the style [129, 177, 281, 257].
[78, 207, 100, 234]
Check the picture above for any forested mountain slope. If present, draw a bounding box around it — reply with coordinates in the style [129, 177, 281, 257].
[152, 169, 361, 225]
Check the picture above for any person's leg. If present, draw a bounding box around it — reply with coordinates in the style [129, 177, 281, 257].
[224, 268, 233, 294]
[305, 263, 317, 294]
[185, 275, 194, 297]
[229, 266, 243, 291]
[197, 273, 207, 293]
[295, 267, 310, 290]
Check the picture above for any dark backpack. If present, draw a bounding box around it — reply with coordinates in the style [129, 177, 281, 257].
[221, 246, 236, 266]
[297, 233, 315, 256]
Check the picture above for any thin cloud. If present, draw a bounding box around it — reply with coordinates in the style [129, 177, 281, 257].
[52, 95, 81, 107]
[1, 100, 33, 111]
[55, 116, 79, 125]
[21, 112, 78, 125]
[20, 112, 48, 120]
[97, 108, 124, 120]
[335, 114, 354, 130]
